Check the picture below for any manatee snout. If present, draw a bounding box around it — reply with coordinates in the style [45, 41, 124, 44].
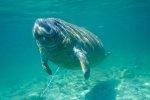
[33, 18, 58, 43]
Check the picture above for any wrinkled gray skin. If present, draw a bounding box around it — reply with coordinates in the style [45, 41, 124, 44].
[33, 18, 106, 79]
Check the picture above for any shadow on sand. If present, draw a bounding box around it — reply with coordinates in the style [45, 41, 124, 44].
[85, 80, 120, 100]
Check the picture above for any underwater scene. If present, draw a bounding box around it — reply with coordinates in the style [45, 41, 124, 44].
[0, 0, 150, 100]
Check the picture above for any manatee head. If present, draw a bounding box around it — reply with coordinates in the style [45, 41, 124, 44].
[32, 18, 61, 46]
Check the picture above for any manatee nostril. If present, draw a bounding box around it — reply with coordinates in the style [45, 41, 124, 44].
[35, 19, 50, 31]
[39, 22, 51, 33]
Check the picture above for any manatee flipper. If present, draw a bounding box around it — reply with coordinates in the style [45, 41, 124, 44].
[73, 47, 90, 80]
[41, 54, 52, 75]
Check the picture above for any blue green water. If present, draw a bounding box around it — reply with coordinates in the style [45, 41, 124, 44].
[0, 0, 150, 99]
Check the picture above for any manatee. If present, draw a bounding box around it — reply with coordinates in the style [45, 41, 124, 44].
[32, 18, 106, 79]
